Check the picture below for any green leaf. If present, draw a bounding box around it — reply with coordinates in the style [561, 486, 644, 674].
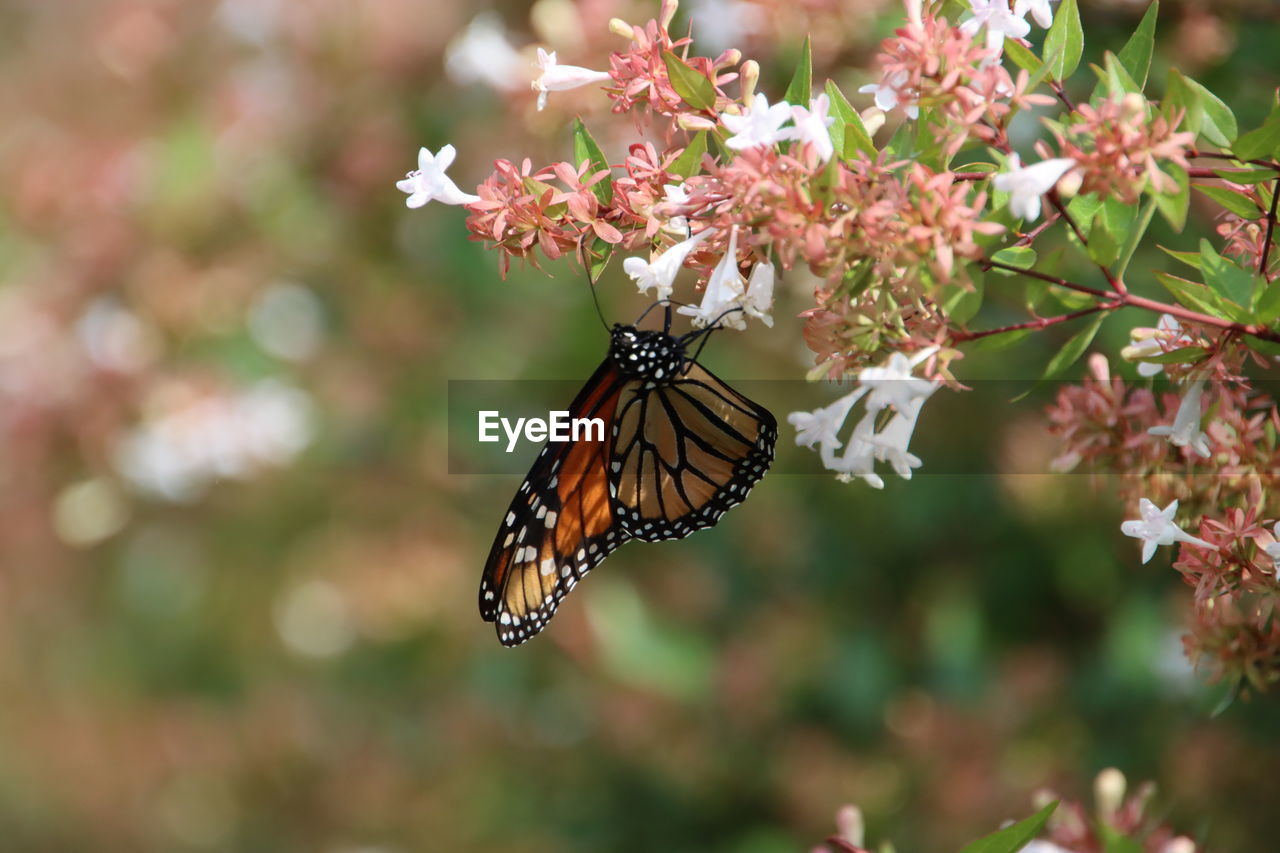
[1199, 238, 1255, 306]
[587, 236, 614, 280]
[1044, 0, 1083, 81]
[1194, 184, 1262, 218]
[1066, 193, 1102, 239]
[1004, 39, 1042, 75]
[1151, 162, 1189, 230]
[1041, 312, 1107, 380]
[1115, 197, 1155, 279]
[1142, 345, 1209, 364]
[783, 36, 812, 107]
[1254, 280, 1280, 324]
[959, 801, 1059, 853]
[572, 118, 613, 204]
[661, 51, 717, 112]
[1116, 0, 1158, 89]
[1212, 167, 1280, 185]
[943, 272, 985, 324]
[883, 119, 918, 160]
[1096, 52, 1141, 100]
[825, 79, 877, 158]
[1167, 69, 1237, 146]
[1087, 217, 1121, 266]
[669, 132, 708, 178]
[1233, 103, 1280, 161]
[992, 246, 1037, 270]
[1156, 271, 1248, 321]
[965, 328, 1032, 351]
[1099, 824, 1145, 853]
[1157, 244, 1201, 270]
[1244, 333, 1280, 357]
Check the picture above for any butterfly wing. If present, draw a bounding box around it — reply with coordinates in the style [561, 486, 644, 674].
[611, 361, 776, 542]
[479, 360, 632, 646]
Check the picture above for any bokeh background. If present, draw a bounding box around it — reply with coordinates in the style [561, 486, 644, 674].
[2, 0, 1278, 851]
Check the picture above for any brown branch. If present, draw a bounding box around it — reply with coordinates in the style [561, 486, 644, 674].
[1261, 176, 1279, 277]
[952, 302, 1119, 343]
[977, 259, 1280, 343]
[1188, 149, 1280, 171]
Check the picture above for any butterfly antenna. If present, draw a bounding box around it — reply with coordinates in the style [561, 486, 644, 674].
[578, 240, 611, 332]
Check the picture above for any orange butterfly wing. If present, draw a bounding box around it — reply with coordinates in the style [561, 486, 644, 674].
[478, 360, 631, 646]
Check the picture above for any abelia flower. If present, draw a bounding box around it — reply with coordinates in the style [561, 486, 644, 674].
[533, 48, 612, 111]
[721, 92, 794, 151]
[1015, 0, 1057, 29]
[859, 70, 919, 120]
[1121, 314, 1190, 377]
[622, 227, 717, 300]
[678, 225, 748, 328]
[1147, 378, 1211, 459]
[743, 259, 775, 327]
[397, 145, 480, 208]
[993, 154, 1077, 222]
[961, 0, 1032, 54]
[789, 93, 836, 162]
[858, 347, 939, 412]
[1121, 498, 1213, 564]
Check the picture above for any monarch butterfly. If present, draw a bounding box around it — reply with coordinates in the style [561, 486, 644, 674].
[479, 303, 776, 646]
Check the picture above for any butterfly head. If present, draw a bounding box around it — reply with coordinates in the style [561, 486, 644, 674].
[609, 324, 685, 382]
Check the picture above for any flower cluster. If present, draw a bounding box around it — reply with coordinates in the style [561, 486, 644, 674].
[1047, 93, 1195, 204]
[404, 0, 1280, 686]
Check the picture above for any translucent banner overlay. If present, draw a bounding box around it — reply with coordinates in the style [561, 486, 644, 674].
[448, 378, 1280, 477]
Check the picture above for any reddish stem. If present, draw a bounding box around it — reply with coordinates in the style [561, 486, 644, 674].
[1261, 176, 1279, 277]
[976, 260, 1280, 343]
[953, 302, 1119, 342]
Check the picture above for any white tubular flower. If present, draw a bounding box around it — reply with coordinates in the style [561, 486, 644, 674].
[1121, 498, 1213, 564]
[1121, 314, 1185, 377]
[622, 227, 717, 301]
[1147, 378, 1211, 459]
[743, 259, 775, 327]
[1014, 0, 1057, 29]
[788, 387, 866, 450]
[660, 183, 690, 233]
[993, 154, 1078, 222]
[824, 408, 885, 489]
[1264, 522, 1280, 574]
[445, 13, 526, 92]
[721, 92, 794, 151]
[677, 226, 747, 329]
[532, 48, 612, 111]
[868, 395, 929, 480]
[396, 145, 480, 208]
[789, 93, 835, 162]
[961, 0, 1032, 53]
[858, 70, 918, 120]
[858, 347, 939, 413]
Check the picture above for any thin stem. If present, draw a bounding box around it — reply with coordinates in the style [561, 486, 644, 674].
[1012, 213, 1060, 248]
[1261, 176, 1279, 277]
[982, 259, 1111, 298]
[1189, 150, 1280, 170]
[952, 302, 1118, 342]
[978, 259, 1280, 342]
[1050, 80, 1077, 113]
[822, 838, 864, 853]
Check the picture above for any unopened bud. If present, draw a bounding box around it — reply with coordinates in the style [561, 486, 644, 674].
[609, 18, 634, 39]
[740, 60, 759, 103]
[677, 113, 717, 131]
[835, 805, 865, 847]
[1162, 837, 1197, 853]
[860, 107, 886, 137]
[717, 48, 742, 68]
[1122, 91, 1147, 121]
[1095, 767, 1127, 820]
[659, 0, 679, 31]
[1056, 168, 1082, 197]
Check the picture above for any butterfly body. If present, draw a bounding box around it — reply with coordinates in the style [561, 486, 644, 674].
[480, 309, 776, 646]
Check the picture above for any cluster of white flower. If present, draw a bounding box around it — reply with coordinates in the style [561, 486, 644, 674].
[115, 380, 314, 502]
[788, 349, 940, 487]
